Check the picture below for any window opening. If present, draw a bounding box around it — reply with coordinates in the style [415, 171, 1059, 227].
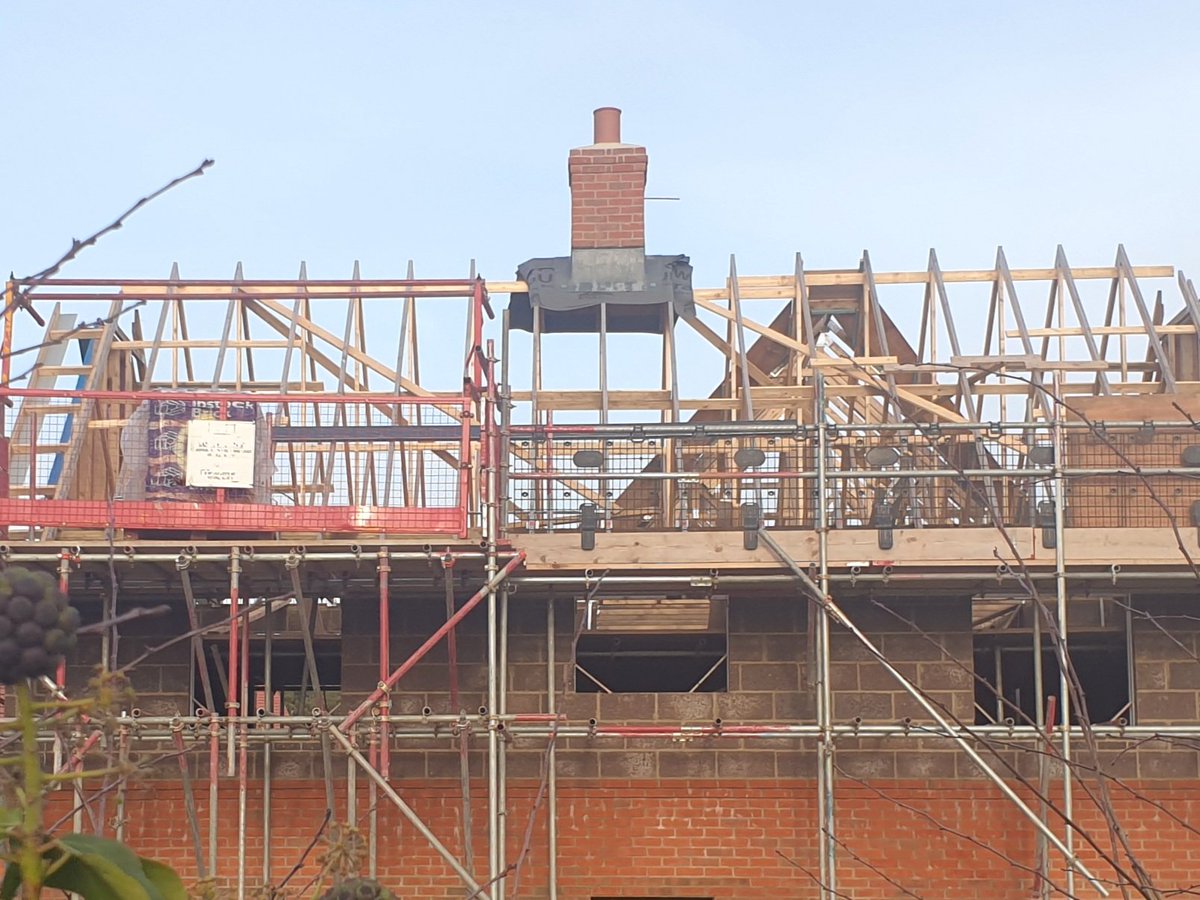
[972, 593, 1131, 725]
[574, 595, 727, 693]
[192, 597, 342, 715]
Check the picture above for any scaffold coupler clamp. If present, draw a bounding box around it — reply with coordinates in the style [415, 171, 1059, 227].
[284, 550, 303, 571]
[376, 681, 391, 721]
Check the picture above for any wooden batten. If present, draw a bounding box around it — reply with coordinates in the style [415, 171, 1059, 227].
[71, 345, 139, 502]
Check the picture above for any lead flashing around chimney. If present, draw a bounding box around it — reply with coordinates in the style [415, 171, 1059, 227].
[508, 254, 694, 335]
[571, 247, 646, 285]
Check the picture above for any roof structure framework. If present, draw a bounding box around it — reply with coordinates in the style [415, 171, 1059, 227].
[2, 245, 1199, 898]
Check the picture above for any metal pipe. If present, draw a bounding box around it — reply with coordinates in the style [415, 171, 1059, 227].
[378, 547, 391, 783]
[513, 464, 1200, 482]
[262, 598, 274, 886]
[498, 585, 509, 894]
[32, 720, 1200, 740]
[226, 543, 246, 900]
[0, 550, 496, 562]
[20, 290, 478, 302]
[515, 467, 1049, 481]
[508, 420, 810, 438]
[547, 598, 558, 900]
[114, 723, 130, 841]
[104, 712, 559, 727]
[599, 302, 609, 424]
[511, 570, 1197, 586]
[445, 558, 475, 878]
[368, 722, 378, 878]
[20, 276, 479, 287]
[814, 371, 836, 899]
[321, 726, 337, 815]
[500, 310, 513, 537]
[208, 716, 219, 882]
[227, 547, 240, 775]
[1033, 543, 1047, 894]
[172, 726, 207, 880]
[329, 726, 486, 895]
[1051, 380, 1075, 897]
[0, 388, 473, 404]
[755, 527, 1110, 897]
[340, 553, 526, 733]
[346, 727, 357, 843]
[487, 382, 503, 900]
[56, 550, 70, 688]
[505, 418, 1200, 436]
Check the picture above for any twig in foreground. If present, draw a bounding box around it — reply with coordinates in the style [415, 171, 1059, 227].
[6, 158, 214, 325]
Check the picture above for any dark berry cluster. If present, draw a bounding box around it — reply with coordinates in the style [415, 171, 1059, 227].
[0, 566, 79, 683]
[318, 878, 398, 900]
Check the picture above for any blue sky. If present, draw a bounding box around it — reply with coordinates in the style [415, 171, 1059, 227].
[2, 1, 1198, 397]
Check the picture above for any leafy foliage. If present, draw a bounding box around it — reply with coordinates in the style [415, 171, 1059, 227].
[0, 828, 187, 900]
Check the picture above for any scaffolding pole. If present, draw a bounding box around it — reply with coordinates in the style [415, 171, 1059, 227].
[340, 554, 526, 734]
[755, 528, 1110, 897]
[329, 725, 487, 896]
[547, 597, 559, 900]
[1051, 375, 1075, 897]
[486, 366, 505, 900]
[814, 371, 837, 898]
[378, 547, 391, 784]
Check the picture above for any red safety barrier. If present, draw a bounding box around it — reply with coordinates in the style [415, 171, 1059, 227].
[0, 499, 464, 535]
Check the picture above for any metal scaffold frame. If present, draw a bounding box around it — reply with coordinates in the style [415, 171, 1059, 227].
[2, 247, 1200, 898]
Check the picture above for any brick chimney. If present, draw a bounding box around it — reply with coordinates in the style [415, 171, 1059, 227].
[510, 107, 693, 334]
[569, 108, 647, 270]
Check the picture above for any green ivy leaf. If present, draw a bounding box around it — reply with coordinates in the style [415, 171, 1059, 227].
[58, 834, 163, 900]
[140, 858, 188, 900]
[44, 850, 155, 900]
[0, 831, 184, 900]
[0, 810, 18, 833]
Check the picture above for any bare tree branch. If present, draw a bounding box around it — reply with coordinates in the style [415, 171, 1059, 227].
[5, 158, 214, 325]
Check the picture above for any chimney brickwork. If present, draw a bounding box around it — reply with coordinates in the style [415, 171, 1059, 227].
[569, 107, 648, 251]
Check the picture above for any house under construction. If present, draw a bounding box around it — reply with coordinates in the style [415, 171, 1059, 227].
[4, 107, 1200, 899]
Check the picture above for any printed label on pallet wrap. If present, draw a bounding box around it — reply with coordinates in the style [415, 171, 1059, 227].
[185, 419, 256, 488]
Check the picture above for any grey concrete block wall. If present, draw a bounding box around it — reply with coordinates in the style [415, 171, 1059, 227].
[341, 589, 493, 715]
[1134, 597, 1200, 725]
[61, 595, 193, 718]
[829, 597, 974, 725]
[344, 592, 977, 729]
[49, 586, 1200, 782]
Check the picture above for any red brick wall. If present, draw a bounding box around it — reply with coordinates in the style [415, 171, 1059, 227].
[44, 777, 1200, 899]
[568, 146, 648, 250]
